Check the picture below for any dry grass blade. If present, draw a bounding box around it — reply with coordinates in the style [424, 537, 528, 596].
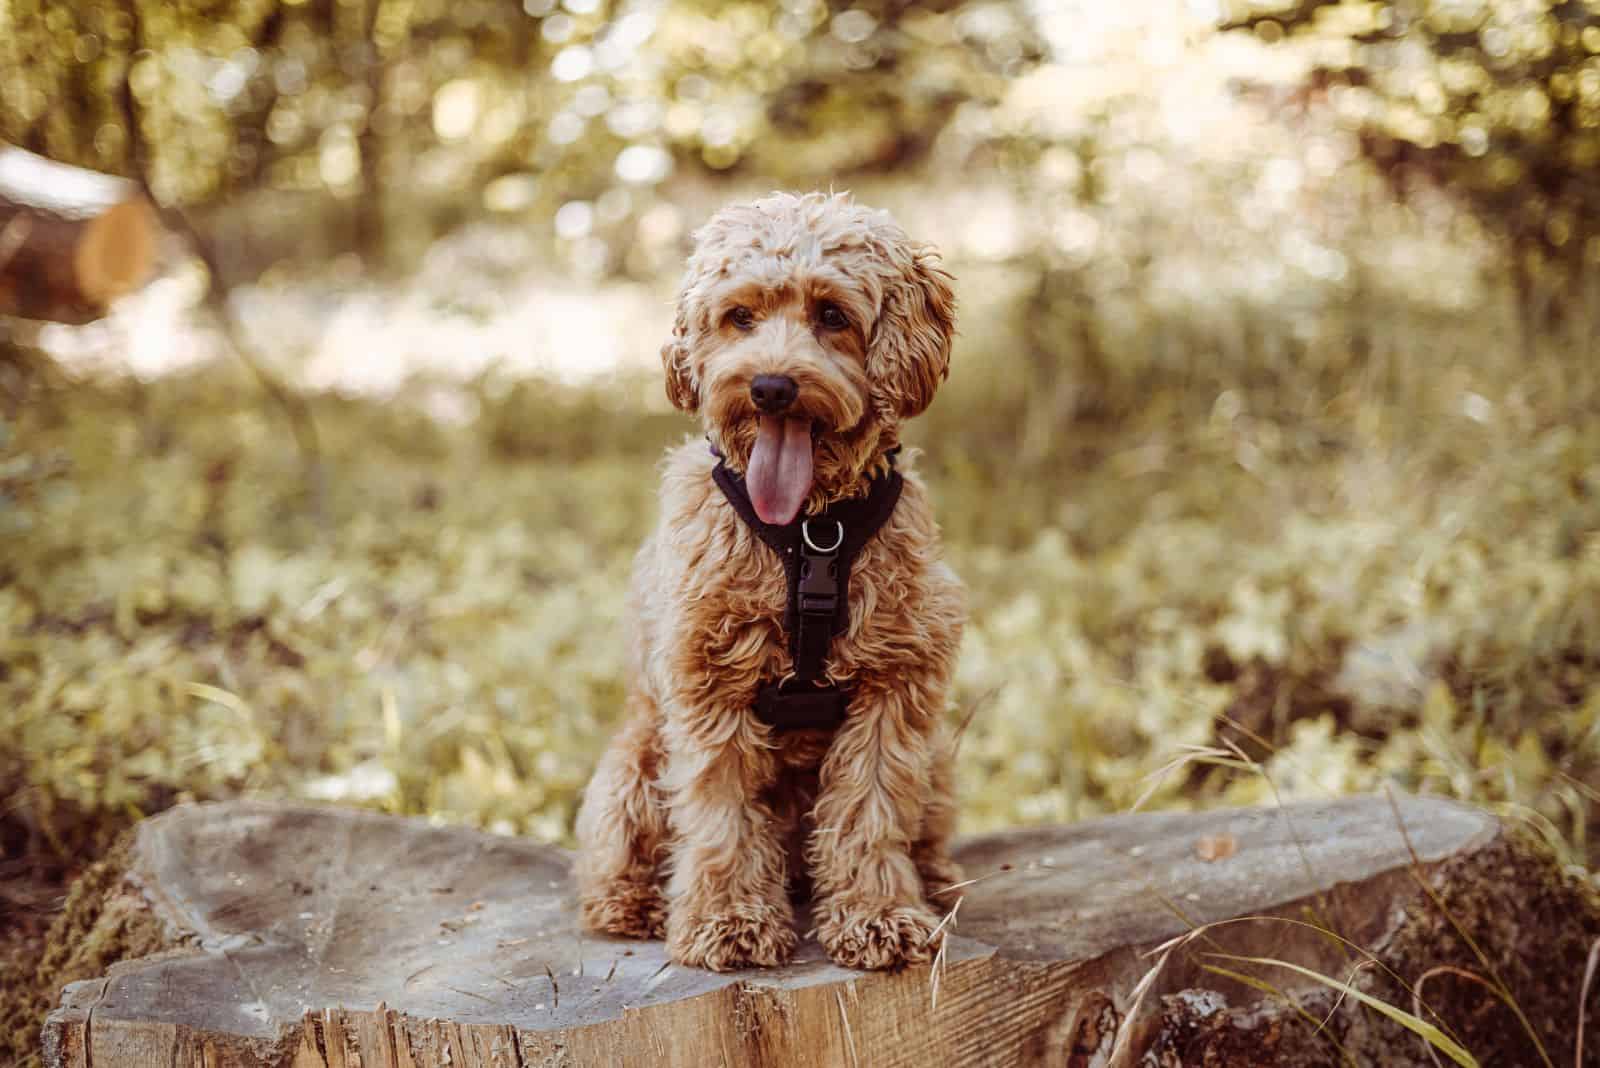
[928, 935, 948, 1013]
[1214, 731, 1344, 941]
[1104, 917, 1249, 1066]
[1577, 935, 1600, 1068]
[928, 895, 964, 943]
[1313, 959, 1377, 1038]
[1383, 786, 1555, 1068]
[640, 959, 673, 996]
[1206, 953, 1480, 1068]
[1214, 712, 1340, 801]
[1409, 966, 1516, 1068]
[1142, 919, 1215, 960]
[1136, 728, 1345, 944]
[1197, 962, 1359, 1066]
[1130, 745, 1237, 813]
[928, 863, 1032, 899]
[927, 894, 963, 1012]
[1495, 802, 1575, 864]
[1105, 938, 1180, 1068]
[1134, 906, 1433, 1064]
[949, 685, 1000, 759]
[1559, 770, 1600, 807]
[1136, 913, 1464, 1044]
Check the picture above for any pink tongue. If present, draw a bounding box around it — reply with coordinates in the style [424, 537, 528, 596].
[747, 416, 814, 525]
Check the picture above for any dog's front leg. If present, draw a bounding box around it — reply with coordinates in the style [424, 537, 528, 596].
[660, 700, 797, 971]
[808, 678, 945, 970]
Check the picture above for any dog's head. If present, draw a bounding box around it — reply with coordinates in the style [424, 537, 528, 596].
[661, 191, 956, 525]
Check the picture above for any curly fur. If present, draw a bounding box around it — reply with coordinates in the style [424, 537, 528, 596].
[576, 191, 965, 972]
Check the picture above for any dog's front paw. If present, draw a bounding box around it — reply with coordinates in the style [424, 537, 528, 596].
[818, 903, 942, 971]
[579, 880, 667, 940]
[667, 902, 797, 971]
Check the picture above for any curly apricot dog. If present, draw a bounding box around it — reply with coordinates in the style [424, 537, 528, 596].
[575, 191, 964, 972]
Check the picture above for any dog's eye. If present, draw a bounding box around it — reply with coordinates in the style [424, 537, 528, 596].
[817, 303, 849, 331]
[726, 306, 755, 331]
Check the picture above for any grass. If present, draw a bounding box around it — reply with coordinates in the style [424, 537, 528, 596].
[1096, 715, 1600, 1064]
[1206, 955, 1480, 1067]
[6, 302, 1595, 864]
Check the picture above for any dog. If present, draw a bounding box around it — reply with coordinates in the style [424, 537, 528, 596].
[575, 191, 965, 972]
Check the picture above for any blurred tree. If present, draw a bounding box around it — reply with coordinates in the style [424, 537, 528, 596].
[0, 0, 1043, 514]
[1221, 0, 1600, 340]
[0, 0, 1041, 278]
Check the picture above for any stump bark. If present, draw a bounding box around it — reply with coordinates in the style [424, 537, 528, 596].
[0, 145, 158, 323]
[38, 797, 1600, 1067]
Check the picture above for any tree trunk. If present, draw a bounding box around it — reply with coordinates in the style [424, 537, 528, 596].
[36, 797, 1600, 1067]
[0, 144, 158, 324]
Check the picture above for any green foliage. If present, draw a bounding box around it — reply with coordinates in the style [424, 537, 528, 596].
[0, 0, 1039, 274]
[1223, 0, 1600, 291]
[0, 2, 139, 174]
[4, 259, 1599, 870]
[2, 370, 660, 858]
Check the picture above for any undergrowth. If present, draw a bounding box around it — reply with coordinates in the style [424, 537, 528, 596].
[3, 278, 1598, 863]
[2, 242, 1599, 1065]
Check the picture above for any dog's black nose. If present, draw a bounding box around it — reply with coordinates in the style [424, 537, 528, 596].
[750, 375, 798, 414]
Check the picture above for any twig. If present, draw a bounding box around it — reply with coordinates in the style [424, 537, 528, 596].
[119, 0, 326, 523]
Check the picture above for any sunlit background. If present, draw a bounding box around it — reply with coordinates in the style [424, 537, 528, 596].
[3, 0, 1600, 989]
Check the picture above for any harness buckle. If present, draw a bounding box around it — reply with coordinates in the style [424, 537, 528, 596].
[755, 681, 851, 731]
[796, 519, 842, 619]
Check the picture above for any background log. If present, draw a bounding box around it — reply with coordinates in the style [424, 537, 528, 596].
[35, 797, 1600, 1067]
[0, 145, 158, 324]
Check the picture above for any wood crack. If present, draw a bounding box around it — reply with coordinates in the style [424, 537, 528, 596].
[82, 978, 110, 1068]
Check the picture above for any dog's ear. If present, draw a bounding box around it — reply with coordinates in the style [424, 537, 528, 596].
[869, 246, 956, 420]
[661, 301, 698, 412]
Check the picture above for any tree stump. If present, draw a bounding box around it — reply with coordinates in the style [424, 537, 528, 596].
[0, 145, 159, 324]
[38, 797, 1600, 1067]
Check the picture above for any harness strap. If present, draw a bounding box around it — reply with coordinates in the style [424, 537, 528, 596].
[794, 516, 843, 680]
[710, 450, 903, 732]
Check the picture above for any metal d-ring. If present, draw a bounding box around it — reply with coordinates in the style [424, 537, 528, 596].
[801, 518, 844, 554]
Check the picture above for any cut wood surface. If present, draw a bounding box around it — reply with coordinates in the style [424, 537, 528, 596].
[40, 796, 1600, 1067]
[0, 145, 158, 323]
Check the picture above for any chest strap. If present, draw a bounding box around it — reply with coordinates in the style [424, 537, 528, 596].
[711, 453, 903, 732]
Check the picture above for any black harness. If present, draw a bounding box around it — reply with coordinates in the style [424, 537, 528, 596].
[710, 448, 903, 732]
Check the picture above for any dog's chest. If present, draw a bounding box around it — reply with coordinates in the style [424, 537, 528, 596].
[681, 512, 913, 682]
